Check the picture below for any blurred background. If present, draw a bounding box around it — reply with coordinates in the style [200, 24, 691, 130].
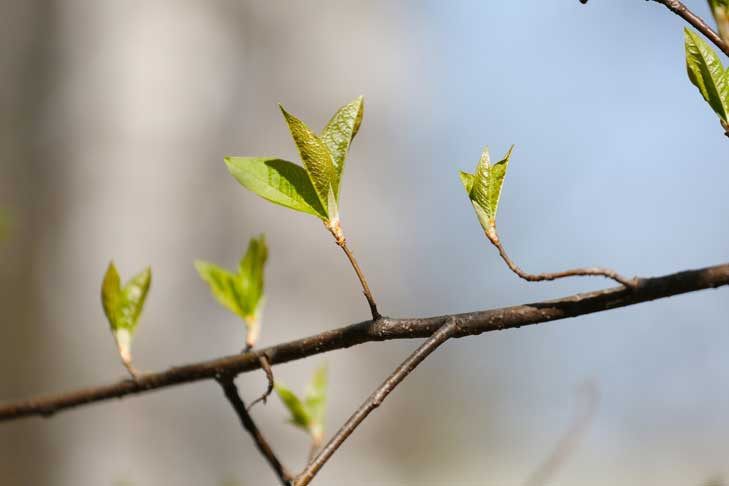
[1, 1, 728, 485]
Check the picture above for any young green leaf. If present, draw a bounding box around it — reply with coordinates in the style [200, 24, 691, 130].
[685, 28, 729, 123]
[195, 235, 268, 349]
[275, 363, 329, 442]
[225, 157, 327, 220]
[101, 262, 151, 374]
[461, 146, 514, 235]
[238, 235, 267, 309]
[320, 96, 364, 200]
[101, 262, 152, 334]
[708, 0, 729, 44]
[274, 382, 312, 430]
[101, 262, 123, 328]
[458, 171, 475, 193]
[279, 105, 338, 219]
[194, 261, 247, 319]
[304, 363, 328, 436]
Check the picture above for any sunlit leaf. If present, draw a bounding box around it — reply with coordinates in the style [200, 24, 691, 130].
[458, 171, 475, 193]
[225, 157, 327, 220]
[463, 146, 514, 232]
[275, 382, 311, 430]
[320, 96, 364, 199]
[685, 28, 729, 123]
[279, 105, 337, 218]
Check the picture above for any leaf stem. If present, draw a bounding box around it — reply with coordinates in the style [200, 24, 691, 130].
[217, 374, 292, 486]
[649, 0, 729, 57]
[293, 317, 459, 486]
[326, 221, 381, 320]
[487, 230, 637, 288]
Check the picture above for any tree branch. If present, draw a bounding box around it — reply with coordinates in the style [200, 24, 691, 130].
[649, 0, 729, 57]
[1, 262, 727, 423]
[217, 374, 292, 485]
[294, 317, 458, 486]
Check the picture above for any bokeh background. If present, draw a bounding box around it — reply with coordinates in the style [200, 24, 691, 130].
[1, 1, 728, 485]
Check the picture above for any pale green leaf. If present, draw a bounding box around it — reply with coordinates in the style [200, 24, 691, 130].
[462, 146, 514, 232]
[685, 28, 729, 122]
[195, 261, 247, 319]
[196, 236, 268, 333]
[304, 363, 328, 427]
[101, 261, 122, 329]
[486, 145, 513, 219]
[275, 382, 312, 430]
[121, 267, 151, 333]
[474, 147, 511, 221]
[224, 157, 327, 220]
[320, 96, 364, 200]
[238, 234, 267, 314]
[279, 105, 337, 217]
[101, 262, 151, 334]
[458, 171, 475, 193]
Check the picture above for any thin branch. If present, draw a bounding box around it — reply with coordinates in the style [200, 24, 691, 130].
[0, 262, 727, 422]
[488, 232, 636, 288]
[294, 317, 459, 486]
[649, 0, 729, 57]
[248, 354, 275, 410]
[217, 374, 292, 486]
[523, 382, 599, 486]
[327, 221, 381, 320]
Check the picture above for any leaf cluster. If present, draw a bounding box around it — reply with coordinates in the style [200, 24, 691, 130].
[459, 145, 514, 238]
[195, 235, 268, 330]
[225, 96, 364, 225]
[275, 363, 328, 442]
[101, 262, 152, 336]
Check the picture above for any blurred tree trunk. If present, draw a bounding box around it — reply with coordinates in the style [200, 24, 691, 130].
[0, 1, 57, 484]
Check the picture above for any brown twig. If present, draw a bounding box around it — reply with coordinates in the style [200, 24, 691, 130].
[523, 382, 599, 486]
[326, 220, 381, 320]
[649, 0, 729, 57]
[0, 261, 727, 422]
[217, 374, 292, 486]
[487, 231, 636, 288]
[248, 355, 275, 410]
[294, 317, 459, 486]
